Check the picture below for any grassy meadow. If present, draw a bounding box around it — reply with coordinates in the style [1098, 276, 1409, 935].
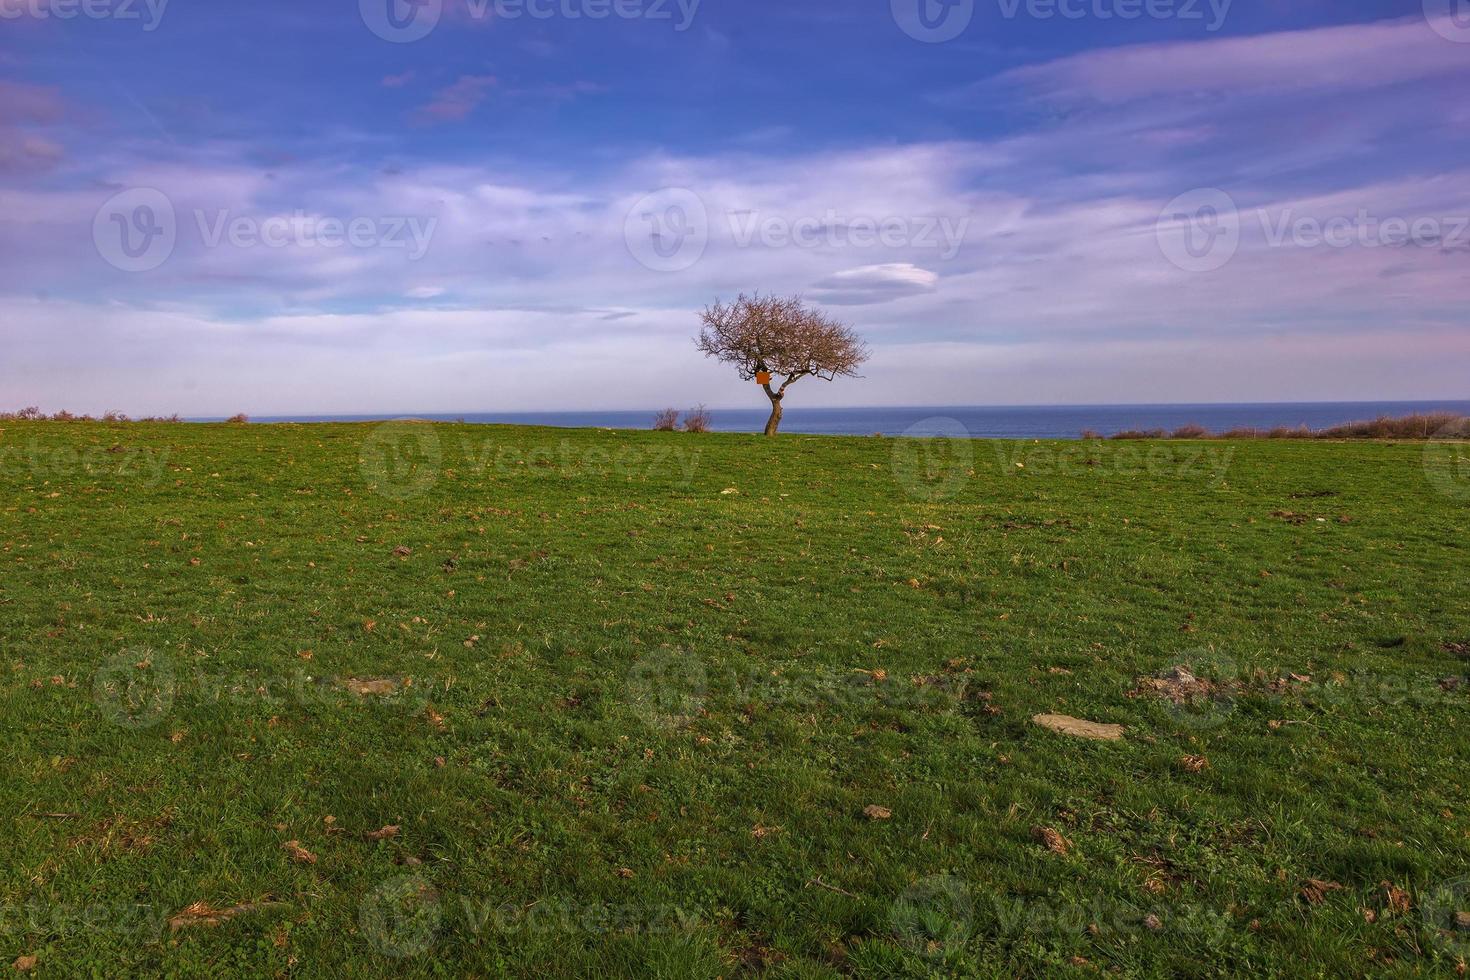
[2, 419, 1469, 977]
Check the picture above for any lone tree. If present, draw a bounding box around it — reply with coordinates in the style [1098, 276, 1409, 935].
[696, 293, 868, 436]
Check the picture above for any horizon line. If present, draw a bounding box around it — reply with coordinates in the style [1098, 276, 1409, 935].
[223, 397, 1470, 419]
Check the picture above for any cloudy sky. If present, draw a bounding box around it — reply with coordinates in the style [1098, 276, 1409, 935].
[1, 0, 1467, 415]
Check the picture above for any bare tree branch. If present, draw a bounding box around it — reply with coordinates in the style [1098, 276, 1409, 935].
[695, 293, 868, 435]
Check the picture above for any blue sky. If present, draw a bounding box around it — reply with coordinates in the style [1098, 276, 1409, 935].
[1, 0, 1467, 414]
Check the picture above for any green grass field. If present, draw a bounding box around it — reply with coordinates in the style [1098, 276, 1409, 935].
[3, 420, 1468, 978]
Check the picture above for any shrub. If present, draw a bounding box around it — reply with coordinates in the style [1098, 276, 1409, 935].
[1094, 413, 1466, 441]
[226, 413, 250, 424]
[1314, 412, 1460, 440]
[682, 406, 712, 433]
[652, 408, 679, 431]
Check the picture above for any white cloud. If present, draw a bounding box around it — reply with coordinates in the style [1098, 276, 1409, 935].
[995, 16, 1470, 106]
[809, 263, 939, 305]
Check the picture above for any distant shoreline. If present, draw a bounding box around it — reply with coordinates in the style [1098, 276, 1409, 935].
[7, 401, 1469, 441]
[234, 399, 1470, 419]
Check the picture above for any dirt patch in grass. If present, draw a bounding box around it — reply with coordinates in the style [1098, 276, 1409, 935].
[69, 812, 175, 856]
[1130, 666, 1228, 704]
[1300, 879, 1345, 906]
[1130, 665, 1312, 706]
[1031, 826, 1071, 855]
[168, 898, 280, 932]
[1269, 510, 1352, 525]
[342, 677, 401, 696]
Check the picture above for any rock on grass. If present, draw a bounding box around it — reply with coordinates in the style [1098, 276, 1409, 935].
[1031, 713, 1125, 741]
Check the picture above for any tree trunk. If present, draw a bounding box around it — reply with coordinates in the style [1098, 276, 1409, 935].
[763, 394, 783, 436]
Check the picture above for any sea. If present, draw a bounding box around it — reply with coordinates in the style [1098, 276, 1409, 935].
[245, 401, 1470, 440]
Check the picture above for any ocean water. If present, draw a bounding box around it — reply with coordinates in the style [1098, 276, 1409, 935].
[248, 401, 1470, 439]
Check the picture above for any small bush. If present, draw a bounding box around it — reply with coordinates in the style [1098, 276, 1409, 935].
[1095, 412, 1466, 440]
[1314, 412, 1461, 440]
[682, 406, 712, 433]
[652, 408, 679, 431]
[226, 413, 250, 424]
[2, 407, 189, 423]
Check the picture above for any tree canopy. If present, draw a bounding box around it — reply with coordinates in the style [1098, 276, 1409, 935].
[696, 294, 868, 435]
